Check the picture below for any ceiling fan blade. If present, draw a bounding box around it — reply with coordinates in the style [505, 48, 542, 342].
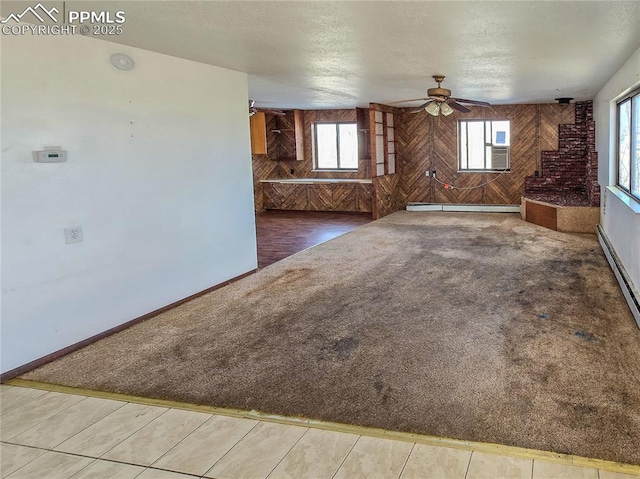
[447, 100, 471, 113]
[450, 97, 491, 107]
[388, 98, 429, 105]
[410, 101, 434, 113]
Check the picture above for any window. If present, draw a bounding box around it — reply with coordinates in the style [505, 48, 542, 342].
[617, 89, 640, 201]
[313, 122, 358, 170]
[458, 120, 511, 171]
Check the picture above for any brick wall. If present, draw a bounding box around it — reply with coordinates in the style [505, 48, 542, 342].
[524, 101, 600, 206]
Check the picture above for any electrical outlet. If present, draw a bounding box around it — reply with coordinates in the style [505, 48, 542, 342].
[432, 170, 437, 177]
[64, 226, 83, 244]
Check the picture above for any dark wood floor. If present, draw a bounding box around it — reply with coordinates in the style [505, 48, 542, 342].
[256, 210, 373, 268]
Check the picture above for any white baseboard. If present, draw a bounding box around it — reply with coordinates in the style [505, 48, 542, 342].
[406, 204, 443, 211]
[597, 224, 640, 329]
[407, 203, 521, 213]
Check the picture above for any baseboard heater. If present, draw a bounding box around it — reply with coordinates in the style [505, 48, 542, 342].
[597, 224, 640, 329]
[406, 203, 521, 213]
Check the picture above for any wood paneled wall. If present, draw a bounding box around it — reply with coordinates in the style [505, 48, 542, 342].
[539, 104, 576, 158]
[395, 103, 576, 208]
[263, 183, 373, 213]
[369, 103, 403, 219]
[373, 175, 400, 219]
[253, 103, 575, 215]
[252, 109, 371, 212]
[252, 143, 279, 213]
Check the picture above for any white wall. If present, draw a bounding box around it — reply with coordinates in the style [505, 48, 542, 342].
[594, 45, 640, 294]
[1, 33, 257, 374]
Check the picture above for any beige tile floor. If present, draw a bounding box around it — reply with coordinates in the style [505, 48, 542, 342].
[1, 384, 638, 479]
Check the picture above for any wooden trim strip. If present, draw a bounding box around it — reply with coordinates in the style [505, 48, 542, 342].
[0, 269, 257, 382]
[5, 378, 640, 475]
[369, 102, 402, 115]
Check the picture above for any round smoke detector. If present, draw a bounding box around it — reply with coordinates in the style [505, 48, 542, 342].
[110, 53, 135, 71]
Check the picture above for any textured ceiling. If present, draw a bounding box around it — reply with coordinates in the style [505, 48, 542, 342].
[13, 1, 640, 109]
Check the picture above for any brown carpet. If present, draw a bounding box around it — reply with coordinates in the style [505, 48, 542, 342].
[22, 212, 640, 465]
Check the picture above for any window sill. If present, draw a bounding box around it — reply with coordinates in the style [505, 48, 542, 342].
[607, 186, 640, 214]
[312, 169, 358, 173]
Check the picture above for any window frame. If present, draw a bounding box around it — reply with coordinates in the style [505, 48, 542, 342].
[457, 119, 511, 173]
[312, 121, 358, 171]
[616, 88, 640, 202]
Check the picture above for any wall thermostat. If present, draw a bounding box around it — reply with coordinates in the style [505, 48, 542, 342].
[34, 149, 67, 163]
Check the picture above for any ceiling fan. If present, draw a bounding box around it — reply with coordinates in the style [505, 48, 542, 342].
[249, 100, 286, 117]
[392, 75, 490, 116]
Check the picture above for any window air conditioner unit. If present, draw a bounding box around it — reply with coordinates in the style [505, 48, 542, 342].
[491, 146, 510, 170]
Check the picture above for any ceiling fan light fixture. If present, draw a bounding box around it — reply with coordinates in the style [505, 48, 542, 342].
[440, 103, 454, 116]
[393, 75, 491, 114]
[425, 102, 440, 116]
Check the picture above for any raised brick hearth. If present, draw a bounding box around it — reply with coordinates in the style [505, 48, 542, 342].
[524, 101, 600, 207]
